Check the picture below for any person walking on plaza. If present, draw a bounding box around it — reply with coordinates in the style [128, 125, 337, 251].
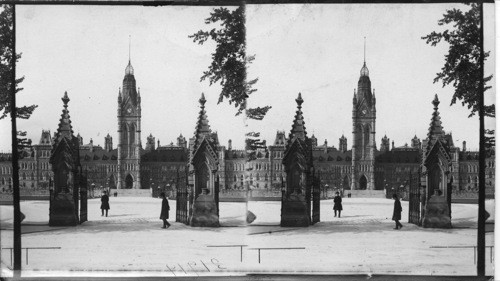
[333, 191, 343, 218]
[159, 192, 171, 229]
[392, 193, 403, 229]
[100, 191, 110, 217]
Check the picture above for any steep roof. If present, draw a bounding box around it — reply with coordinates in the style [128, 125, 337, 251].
[287, 93, 307, 143]
[313, 149, 352, 163]
[375, 149, 420, 164]
[80, 149, 118, 161]
[427, 94, 445, 147]
[141, 148, 188, 163]
[54, 92, 74, 141]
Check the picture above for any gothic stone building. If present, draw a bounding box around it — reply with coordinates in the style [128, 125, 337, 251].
[0, 59, 494, 198]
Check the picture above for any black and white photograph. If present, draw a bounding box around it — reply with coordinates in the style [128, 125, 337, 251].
[0, 1, 496, 280]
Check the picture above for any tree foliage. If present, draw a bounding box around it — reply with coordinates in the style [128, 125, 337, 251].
[422, 3, 493, 117]
[0, 5, 37, 150]
[422, 3, 494, 149]
[189, 5, 271, 120]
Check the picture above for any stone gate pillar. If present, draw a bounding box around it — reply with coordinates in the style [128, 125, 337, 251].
[421, 95, 452, 229]
[188, 93, 220, 227]
[281, 93, 313, 227]
[49, 92, 81, 226]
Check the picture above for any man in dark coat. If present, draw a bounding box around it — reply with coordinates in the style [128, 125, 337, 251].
[333, 191, 343, 217]
[392, 193, 403, 229]
[100, 191, 110, 217]
[160, 192, 171, 228]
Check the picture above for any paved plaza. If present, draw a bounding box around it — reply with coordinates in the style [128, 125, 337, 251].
[0, 197, 495, 278]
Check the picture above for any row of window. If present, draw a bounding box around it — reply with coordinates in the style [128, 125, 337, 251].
[459, 163, 496, 173]
[38, 150, 51, 158]
[0, 173, 53, 185]
[142, 165, 186, 172]
[225, 162, 285, 171]
[227, 173, 286, 182]
[376, 166, 419, 173]
[0, 166, 12, 174]
[359, 165, 371, 172]
[461, 165, 479, 173]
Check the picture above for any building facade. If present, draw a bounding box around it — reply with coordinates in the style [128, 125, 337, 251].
[0, 59, 494, 198]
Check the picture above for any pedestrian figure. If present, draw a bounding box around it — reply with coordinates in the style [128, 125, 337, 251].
[348, 192, 351, 198]
[392, 193, 403, 229]
[333, 191, 343, 217]
[100, 191, 110, 217]
[159, 192, 171, 229]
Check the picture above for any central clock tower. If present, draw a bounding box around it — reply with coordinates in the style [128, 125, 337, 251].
[351, 59, 376, 190]
[117, 59, 142, 189]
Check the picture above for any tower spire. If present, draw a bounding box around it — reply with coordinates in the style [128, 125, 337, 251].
[125, 36, 134, 76]
[360, 37, 369, 77]
[427, 94, 445, 146]
[56, 91, 74, 140]
[288, 92, 307, 141]
[364, 36, 366, 63]
[194, 93, 211, 146]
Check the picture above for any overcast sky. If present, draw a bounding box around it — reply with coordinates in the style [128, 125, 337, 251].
[0, 3, 495, 152]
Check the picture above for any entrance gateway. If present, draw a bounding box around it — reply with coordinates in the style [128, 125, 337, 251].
[125, 174, 133, 189]
[359, 175, 367, 190]
[408, 171, 421, 226]
[176, 93, 323, 227]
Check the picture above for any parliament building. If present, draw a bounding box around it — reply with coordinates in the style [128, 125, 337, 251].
[0, 58, 495, 199]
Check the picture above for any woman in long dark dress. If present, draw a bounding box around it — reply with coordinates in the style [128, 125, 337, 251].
[333, 191, 343, 218]
[159, 192, 171, 229]
[392, 193, 403, 229]
[100, 191, 110, 217]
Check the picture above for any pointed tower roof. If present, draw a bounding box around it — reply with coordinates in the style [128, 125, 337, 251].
[427, 94, 445, 144]
[125, 60, 134, 76]
[356, 58, 372, 105]
[288, 93, 307, 141]
[125, 36, 134, 75]
[194, 93, 212, 146]
[360, 62, 369, 77]
[360, 37, 369, 77]
[56, 91, 74, 140]
[122, 53, 137, 105]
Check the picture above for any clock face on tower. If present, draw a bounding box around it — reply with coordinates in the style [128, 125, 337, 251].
[127, 107, 132, 114]
[361, 109, 367, 116]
